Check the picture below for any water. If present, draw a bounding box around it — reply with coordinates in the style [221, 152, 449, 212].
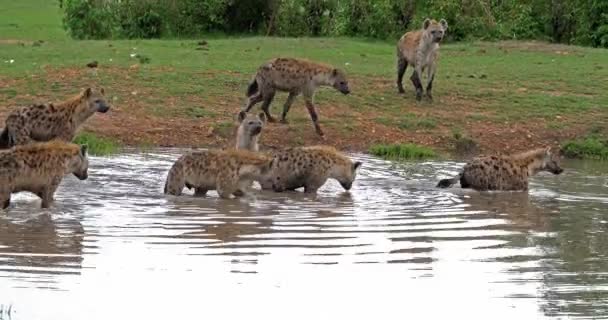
[0, 149, 607, 320]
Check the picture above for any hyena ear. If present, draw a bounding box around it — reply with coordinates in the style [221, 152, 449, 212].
[83, 87, 92, 98]
[332, 68, 339, 77]
[258, 112, 267, 124]
[353, 161, 362, 171]
[237, 110, 247, 123]
[423, 18, 431, 30]
[440, 19, 448, 30]
[100, 87, 105, 95]
[80, 144, 88, 156]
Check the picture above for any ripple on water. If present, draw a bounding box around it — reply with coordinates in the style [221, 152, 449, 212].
[0, 150, 607, 319]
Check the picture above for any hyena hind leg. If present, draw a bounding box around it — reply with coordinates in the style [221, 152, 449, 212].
[397, 57, 408, 94]
[260, 90, 277, 122]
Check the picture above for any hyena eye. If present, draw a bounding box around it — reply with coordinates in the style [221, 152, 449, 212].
[248, 121, 255, 125]
[94, 99, 101, 103]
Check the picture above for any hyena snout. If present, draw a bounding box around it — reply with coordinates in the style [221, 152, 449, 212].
[96, 100, 110, 113]
[432, 30, 445, 43]
[334, 81, 350, 95]
[340, 181, 353, 191]
[73, 170, 88, 180]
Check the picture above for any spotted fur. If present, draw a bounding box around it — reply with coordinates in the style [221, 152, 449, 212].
[163, 149, 275, 199]
[397, 18, 448, 101]
[0, 88, 110, 149]
[263, 145, 362, 194]
[436, 147, 563, 191]
[0, 141, 89, 209]
[243, 57, 350, 137]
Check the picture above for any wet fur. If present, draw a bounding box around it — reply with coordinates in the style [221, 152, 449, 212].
[163, 149, 274, 199]
[264, 145, 362, 194]
[0, 141, 89, 209]
[436, 147, 563, 191]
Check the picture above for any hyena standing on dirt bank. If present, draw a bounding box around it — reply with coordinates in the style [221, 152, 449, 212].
[0, 141, 89, 209]
[0, 88, 110, 149]
[436, 147, 563, 191]
[242, 57, 351, 137]
[396, 18, 448, 101]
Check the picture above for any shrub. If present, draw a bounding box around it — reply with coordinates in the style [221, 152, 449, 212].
[61, 0, 113, 39]
[369, 143, 436, 160]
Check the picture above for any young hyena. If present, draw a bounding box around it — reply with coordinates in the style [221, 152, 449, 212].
[436, 147, 563, 191]
[235, 110, 266, 152]
[396, 18, 448, 101]
[265, 146, 362, 194]
[0, 141, 89, 209]
[163, 149, 274, 199]
[242, 57, 350, 137]
[0, 88, 110, 149]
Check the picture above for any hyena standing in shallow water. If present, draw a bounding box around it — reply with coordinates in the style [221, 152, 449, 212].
[396, 18, 448, 101]
[242, 57, 350, 137]
[436, 147, 563, 191]
[0, 141, 89, 209]
[0, 88, 110, 149]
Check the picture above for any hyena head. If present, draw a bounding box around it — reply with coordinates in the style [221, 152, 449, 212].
[69, 145, 89, 180]
[423, 18, 448, 43]
[541, 147, 563, 175]
[335, 160, 362, 191]
[237, 111, 266, 138]
[330, 69, 350, 95]
[82, 87, 110, 113]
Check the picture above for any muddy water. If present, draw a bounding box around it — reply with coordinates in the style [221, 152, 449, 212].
[0, 150, 606, 320]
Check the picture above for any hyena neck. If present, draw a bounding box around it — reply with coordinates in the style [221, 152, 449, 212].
[236, 128, 259, 152]
[71, 103, 96, 126]
[510, 149, 546, 176]
[418, 34, 438, 53]
[312, 72, 333, 87]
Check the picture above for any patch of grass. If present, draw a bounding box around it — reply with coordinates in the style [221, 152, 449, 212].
[185, 106, 217, 118]
[562, 136, 608, 160]
[73, 132, 120, 156]
[369, 143, 436, 160]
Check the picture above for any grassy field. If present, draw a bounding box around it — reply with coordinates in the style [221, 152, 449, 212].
[1, 0, 607, 157]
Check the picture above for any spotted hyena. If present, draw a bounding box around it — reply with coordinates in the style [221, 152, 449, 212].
[0, 88, 110, 149]
[163, 149, 275, 199]
[0, 141, 89, 209]
[397, 18, 448, 101]
[265, 145, 362, 194]
[235, 110, 266, 152]
[436, 147, 563, 191]
[242, 57, 350, 137]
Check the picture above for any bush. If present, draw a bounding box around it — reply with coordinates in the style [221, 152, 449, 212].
[59, 0, 608, 48]
[61, 0, 113, 39]
[562, 136, 608, 160]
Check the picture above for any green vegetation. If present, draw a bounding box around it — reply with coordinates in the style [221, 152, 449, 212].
[369, 144, 436, 160]
[1, 0, 607, 154]
[58, 0, 608, 48]
[562, 136, 608, 160]
[73, 132, 120, 156]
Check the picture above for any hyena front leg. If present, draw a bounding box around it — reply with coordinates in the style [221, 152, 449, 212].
[410, 64, 424, 102]
[260, 89, 277, 123]
[39, 178, 61, 209]
[303, 177, 328, 194]
[194, 187, 208, 197]
[216, 173, 238, 199]
[303, 93, 324, 138]
[280, 92, 298, 124]
[0, 189, 11, 209]
[426, 62, 437, 101]
[396, 57, 408, 94]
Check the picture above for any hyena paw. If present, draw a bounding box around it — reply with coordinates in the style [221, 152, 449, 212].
[267, 116, 278, 123]
[280, 118, 289, 124]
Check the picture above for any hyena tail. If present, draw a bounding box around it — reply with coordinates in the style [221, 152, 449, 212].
[0, 127, 10, 149]
[246, 78, 259, 97]
[436, 173, 462, 188]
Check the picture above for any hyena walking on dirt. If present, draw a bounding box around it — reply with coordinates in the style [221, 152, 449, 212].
[396, 18, 448, 101]
[242, 57, 350, 137]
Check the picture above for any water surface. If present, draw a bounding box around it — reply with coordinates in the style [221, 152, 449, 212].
[1, 150, 607, 319]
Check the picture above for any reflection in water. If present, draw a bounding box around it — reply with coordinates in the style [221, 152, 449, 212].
[0, 151, 606, 319]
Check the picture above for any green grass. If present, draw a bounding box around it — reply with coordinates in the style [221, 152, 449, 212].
[1, 0, 607, 153]
[562, 136, 608, 160]
[73, 132, 120, 156]
[369, 144, 436, 160]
